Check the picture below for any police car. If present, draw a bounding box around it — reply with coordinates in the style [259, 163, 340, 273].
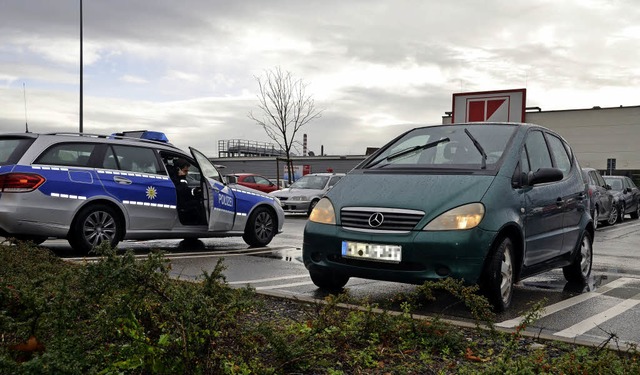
[0, 130, 285, 253]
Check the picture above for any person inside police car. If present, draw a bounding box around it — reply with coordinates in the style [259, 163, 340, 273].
[171, 158, 205, 225]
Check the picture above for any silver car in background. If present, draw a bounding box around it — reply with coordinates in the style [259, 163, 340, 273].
[270, 173, 345, 215]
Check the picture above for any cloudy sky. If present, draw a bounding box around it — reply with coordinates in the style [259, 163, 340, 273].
[1, 0, 639, 157]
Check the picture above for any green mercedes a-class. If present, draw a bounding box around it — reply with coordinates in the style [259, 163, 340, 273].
[303, 122, 594, 311]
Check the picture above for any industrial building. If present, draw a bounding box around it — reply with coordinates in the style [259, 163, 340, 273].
[211, 91, 640, 185]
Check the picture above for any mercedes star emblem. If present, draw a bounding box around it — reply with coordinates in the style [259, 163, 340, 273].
[368, 212, 384, 227]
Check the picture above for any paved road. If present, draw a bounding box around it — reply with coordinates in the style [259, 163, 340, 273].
[50, 214, 640, 350]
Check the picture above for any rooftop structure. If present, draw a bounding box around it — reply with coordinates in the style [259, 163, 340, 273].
[217, 139, 287, 158]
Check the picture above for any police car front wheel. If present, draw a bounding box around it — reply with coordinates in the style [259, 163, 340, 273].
[243, 206, 276, 247]
[69, 204, 123, 254]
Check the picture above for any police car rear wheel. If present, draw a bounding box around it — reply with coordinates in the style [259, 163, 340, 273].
[243, 207, 276, 247]
[69, 204, 122, 254]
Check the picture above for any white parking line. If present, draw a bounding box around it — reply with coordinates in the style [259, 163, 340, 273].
[255, 281, 315, 290]
[497, 277, 635, 328]
[228, 274, 309, 285]
[63, 247, 291, 262]
[554, 292, 640, 338]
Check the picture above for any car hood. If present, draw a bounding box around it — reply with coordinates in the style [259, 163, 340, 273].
[325, 173, 495, 217]
[270, 187, 325, 198]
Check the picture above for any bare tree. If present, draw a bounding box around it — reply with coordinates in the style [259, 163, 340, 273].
[248, 66, 322, 184]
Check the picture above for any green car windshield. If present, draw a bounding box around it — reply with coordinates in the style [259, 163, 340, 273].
[364, 124, 517, 170]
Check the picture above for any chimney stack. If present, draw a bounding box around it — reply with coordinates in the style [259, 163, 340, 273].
[303, 134, 308, 156]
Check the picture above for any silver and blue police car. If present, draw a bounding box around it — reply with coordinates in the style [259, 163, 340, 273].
[0, 130, 285, 253]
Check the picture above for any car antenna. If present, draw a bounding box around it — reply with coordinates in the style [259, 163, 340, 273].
[23, 82, 30, 133]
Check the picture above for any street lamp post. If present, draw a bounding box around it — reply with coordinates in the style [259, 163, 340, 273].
[79, 0, 83, 133]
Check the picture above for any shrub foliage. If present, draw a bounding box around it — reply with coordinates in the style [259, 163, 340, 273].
[1, 241, 638, 374]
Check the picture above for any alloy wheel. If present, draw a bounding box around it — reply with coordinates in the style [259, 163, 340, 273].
[500, 246, 514, 304]
[83, 210, 117, 246]
[580, 233, 593, 277]
[607, 206, 618, 225]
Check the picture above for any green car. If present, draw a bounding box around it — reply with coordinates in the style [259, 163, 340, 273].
[303, 122, 594, 311]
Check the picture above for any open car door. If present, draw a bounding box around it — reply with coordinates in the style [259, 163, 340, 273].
[190, 147, 235, 231]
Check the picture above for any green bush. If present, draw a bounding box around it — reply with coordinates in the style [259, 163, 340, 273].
[1, 241, 639, 374]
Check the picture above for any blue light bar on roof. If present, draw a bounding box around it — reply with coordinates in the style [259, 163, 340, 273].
[138, 131, 169, 143]
[111, 130, 170, 143]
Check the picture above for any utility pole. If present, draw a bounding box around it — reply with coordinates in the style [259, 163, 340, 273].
[79, 0, 83, 133]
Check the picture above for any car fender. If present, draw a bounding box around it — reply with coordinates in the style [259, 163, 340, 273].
[68, 195, 130, 232]
[228, 186, 284, 233]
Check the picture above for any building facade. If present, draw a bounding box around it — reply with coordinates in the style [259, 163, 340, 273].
[211, 104, 640, 185]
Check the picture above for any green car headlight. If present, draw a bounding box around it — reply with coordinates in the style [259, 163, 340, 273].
[308, 197, 336, 224]
[424, 203, 485, 231]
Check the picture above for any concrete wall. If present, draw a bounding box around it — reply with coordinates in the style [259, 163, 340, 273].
[524, 106, 640, 171]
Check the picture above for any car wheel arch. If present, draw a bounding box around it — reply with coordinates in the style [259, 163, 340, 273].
[485, 224, 524, 283]
[247, 203, 279, 227]
[242, 204, 279, 247]
[69, 199, 127, 238]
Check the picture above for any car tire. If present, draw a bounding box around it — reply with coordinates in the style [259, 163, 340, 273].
[480, 236, 514, 312]
[562, 230, 593, 283]
[592, 208, 599, 230]
[242, 206, 276, 247]
[68, 204, 122, 254]
[619, 203, 626, 223]
[631, 201, 640, 219]
[309, 269, 349, 291]
[606, 205, 618, 226]
[307, 199, 319, 216]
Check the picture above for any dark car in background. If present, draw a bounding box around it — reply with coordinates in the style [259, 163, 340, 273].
[226, 173, 280, 193]
[581, 168, 618, 228]
[303, 122, 593, 312]
[603, 175, 640, 221]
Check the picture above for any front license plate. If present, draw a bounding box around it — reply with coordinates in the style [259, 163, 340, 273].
[341, 241, 402, 263]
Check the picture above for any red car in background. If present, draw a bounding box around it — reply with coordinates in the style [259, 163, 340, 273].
[226, 173, 279, 193]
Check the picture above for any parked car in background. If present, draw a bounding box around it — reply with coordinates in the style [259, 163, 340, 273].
[603, 175, 640, 221]
[0, 131, 285, 253]
[581, 168, 618, 228]
[271, 173, 345, 215]
[226, 173, 280, 193]
[303, 122, 593, 312]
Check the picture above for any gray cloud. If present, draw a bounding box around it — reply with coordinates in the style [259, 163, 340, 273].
[1, 0, 640, 156]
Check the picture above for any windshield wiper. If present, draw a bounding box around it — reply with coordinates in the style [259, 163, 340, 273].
[464, 129, 487, 169]
[366, 137, 450, 169]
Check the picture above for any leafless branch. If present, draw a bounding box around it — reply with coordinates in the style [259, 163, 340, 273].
[248, 66, 323, 183]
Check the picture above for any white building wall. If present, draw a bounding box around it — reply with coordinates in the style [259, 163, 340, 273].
[524, 106, 640, 171]
[443, 105, 640, 172]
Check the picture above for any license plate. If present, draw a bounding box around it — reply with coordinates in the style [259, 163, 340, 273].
[341, 241, 402, 263]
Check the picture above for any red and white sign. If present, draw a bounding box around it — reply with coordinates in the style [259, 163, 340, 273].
[452, 88, 526, 123]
